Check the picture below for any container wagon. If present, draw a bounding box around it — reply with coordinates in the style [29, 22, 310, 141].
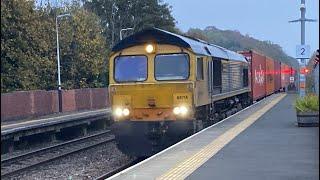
[274, 60, 281, 92]
[266, 56, 275, 95]
[281, 63, 290, 91]
[239, 50, 266, 101]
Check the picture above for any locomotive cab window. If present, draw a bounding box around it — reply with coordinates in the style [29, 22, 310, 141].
[114, 55, 147, 82]
[197, 57, 204, 80]
[155, 53, 189, 80]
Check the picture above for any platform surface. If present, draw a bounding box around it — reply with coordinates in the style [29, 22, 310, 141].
[1, 108, 110, 135]
[107, 93, 319, 180]
[187, 93, 319, 180]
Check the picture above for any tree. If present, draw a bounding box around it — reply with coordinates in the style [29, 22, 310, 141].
[1, 0, 109, 92]
[83, 0, 176, 47]
[59, 5, 108, 89]
[1, 0, 54, 92]
[186, 27, 298, 69]
[185, 28, 209, 41]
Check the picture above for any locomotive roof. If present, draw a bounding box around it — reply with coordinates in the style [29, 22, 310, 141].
[112, 28, 247, 63]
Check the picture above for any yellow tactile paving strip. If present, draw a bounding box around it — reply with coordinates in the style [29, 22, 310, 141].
[157, 94, 286, 180]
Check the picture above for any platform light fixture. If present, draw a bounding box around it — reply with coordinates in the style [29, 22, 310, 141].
[120, 27, 134, 40]
[56, 13, 72, 113]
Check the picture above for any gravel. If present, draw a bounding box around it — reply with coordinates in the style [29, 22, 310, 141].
[1, 129, 106, 159]
[2, 140, 63, 160]
[3, 142, 133, 180]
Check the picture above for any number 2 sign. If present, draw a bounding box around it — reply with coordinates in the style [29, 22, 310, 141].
[296, 45, 310, 59]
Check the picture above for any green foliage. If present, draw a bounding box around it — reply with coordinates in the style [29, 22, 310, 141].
[186, 26, 299, 69]
[1, 0, 42, 92]
[1, 0, 108, 93]
[1, 0, 297, 93]
[306, 74, 315, 94]
[58, 5, 108, 89]
[1, 0, 176, 93]
[295, 95, 319, 112]
[83, 0, 177, 47]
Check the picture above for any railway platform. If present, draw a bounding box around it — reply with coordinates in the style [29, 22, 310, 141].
[1, 108, 111, 152]
[1, 109, 111, 135]
[107, 93, 319, 180]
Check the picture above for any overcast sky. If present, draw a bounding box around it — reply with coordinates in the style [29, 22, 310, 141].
[164, 0, 319, 58]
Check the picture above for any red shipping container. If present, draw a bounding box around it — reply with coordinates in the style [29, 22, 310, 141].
[274, 60, 281, 92]
[290, 67, 296, 76]
[239, 50, 266, 101]
[281, 63, 290, 90]
[266, 57, 275, 95]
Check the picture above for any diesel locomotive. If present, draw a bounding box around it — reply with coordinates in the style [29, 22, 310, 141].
[109, 28, 295, 157]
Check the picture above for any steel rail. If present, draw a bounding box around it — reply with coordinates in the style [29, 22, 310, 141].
[1, 130, 114, 178]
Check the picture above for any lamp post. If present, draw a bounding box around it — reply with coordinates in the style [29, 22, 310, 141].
[120, 28, 134, 40]
[56, 13, 71, 113]
[289, 0, 316, 97]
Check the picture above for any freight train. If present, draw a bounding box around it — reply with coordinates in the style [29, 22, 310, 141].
[109, 28, 296, 157]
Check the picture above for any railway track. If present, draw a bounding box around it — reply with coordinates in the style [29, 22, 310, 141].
[1, 130, 115, 178]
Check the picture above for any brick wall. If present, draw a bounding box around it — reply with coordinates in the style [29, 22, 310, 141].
[1, 88, 109, 122]
[32, 90, 56, 117]
[91, 88, 109, 109]
[1, 91, 33, 120]
[62, 89, 76, 112]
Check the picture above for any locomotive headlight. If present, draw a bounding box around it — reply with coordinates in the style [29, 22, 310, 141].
[180, 106, 188, 115]
[114, 107, 130, 117]
[173, 107, 181, 115]
[115, 108, 123, 117]
[173, 106, 188, 115]
[122, 108, 130, 116]
[145, 44, 155, 53]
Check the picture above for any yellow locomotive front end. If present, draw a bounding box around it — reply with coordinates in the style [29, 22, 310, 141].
[109, 44, 196, 122]
[109, 37, 197, 156]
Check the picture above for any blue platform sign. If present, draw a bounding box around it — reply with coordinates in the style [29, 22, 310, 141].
[296, 45, 310, 59]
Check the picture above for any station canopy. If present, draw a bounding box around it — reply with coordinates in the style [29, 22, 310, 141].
[112, 28, 247, 62]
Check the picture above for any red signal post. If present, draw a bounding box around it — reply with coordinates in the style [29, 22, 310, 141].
[300, 67, 309, 74]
